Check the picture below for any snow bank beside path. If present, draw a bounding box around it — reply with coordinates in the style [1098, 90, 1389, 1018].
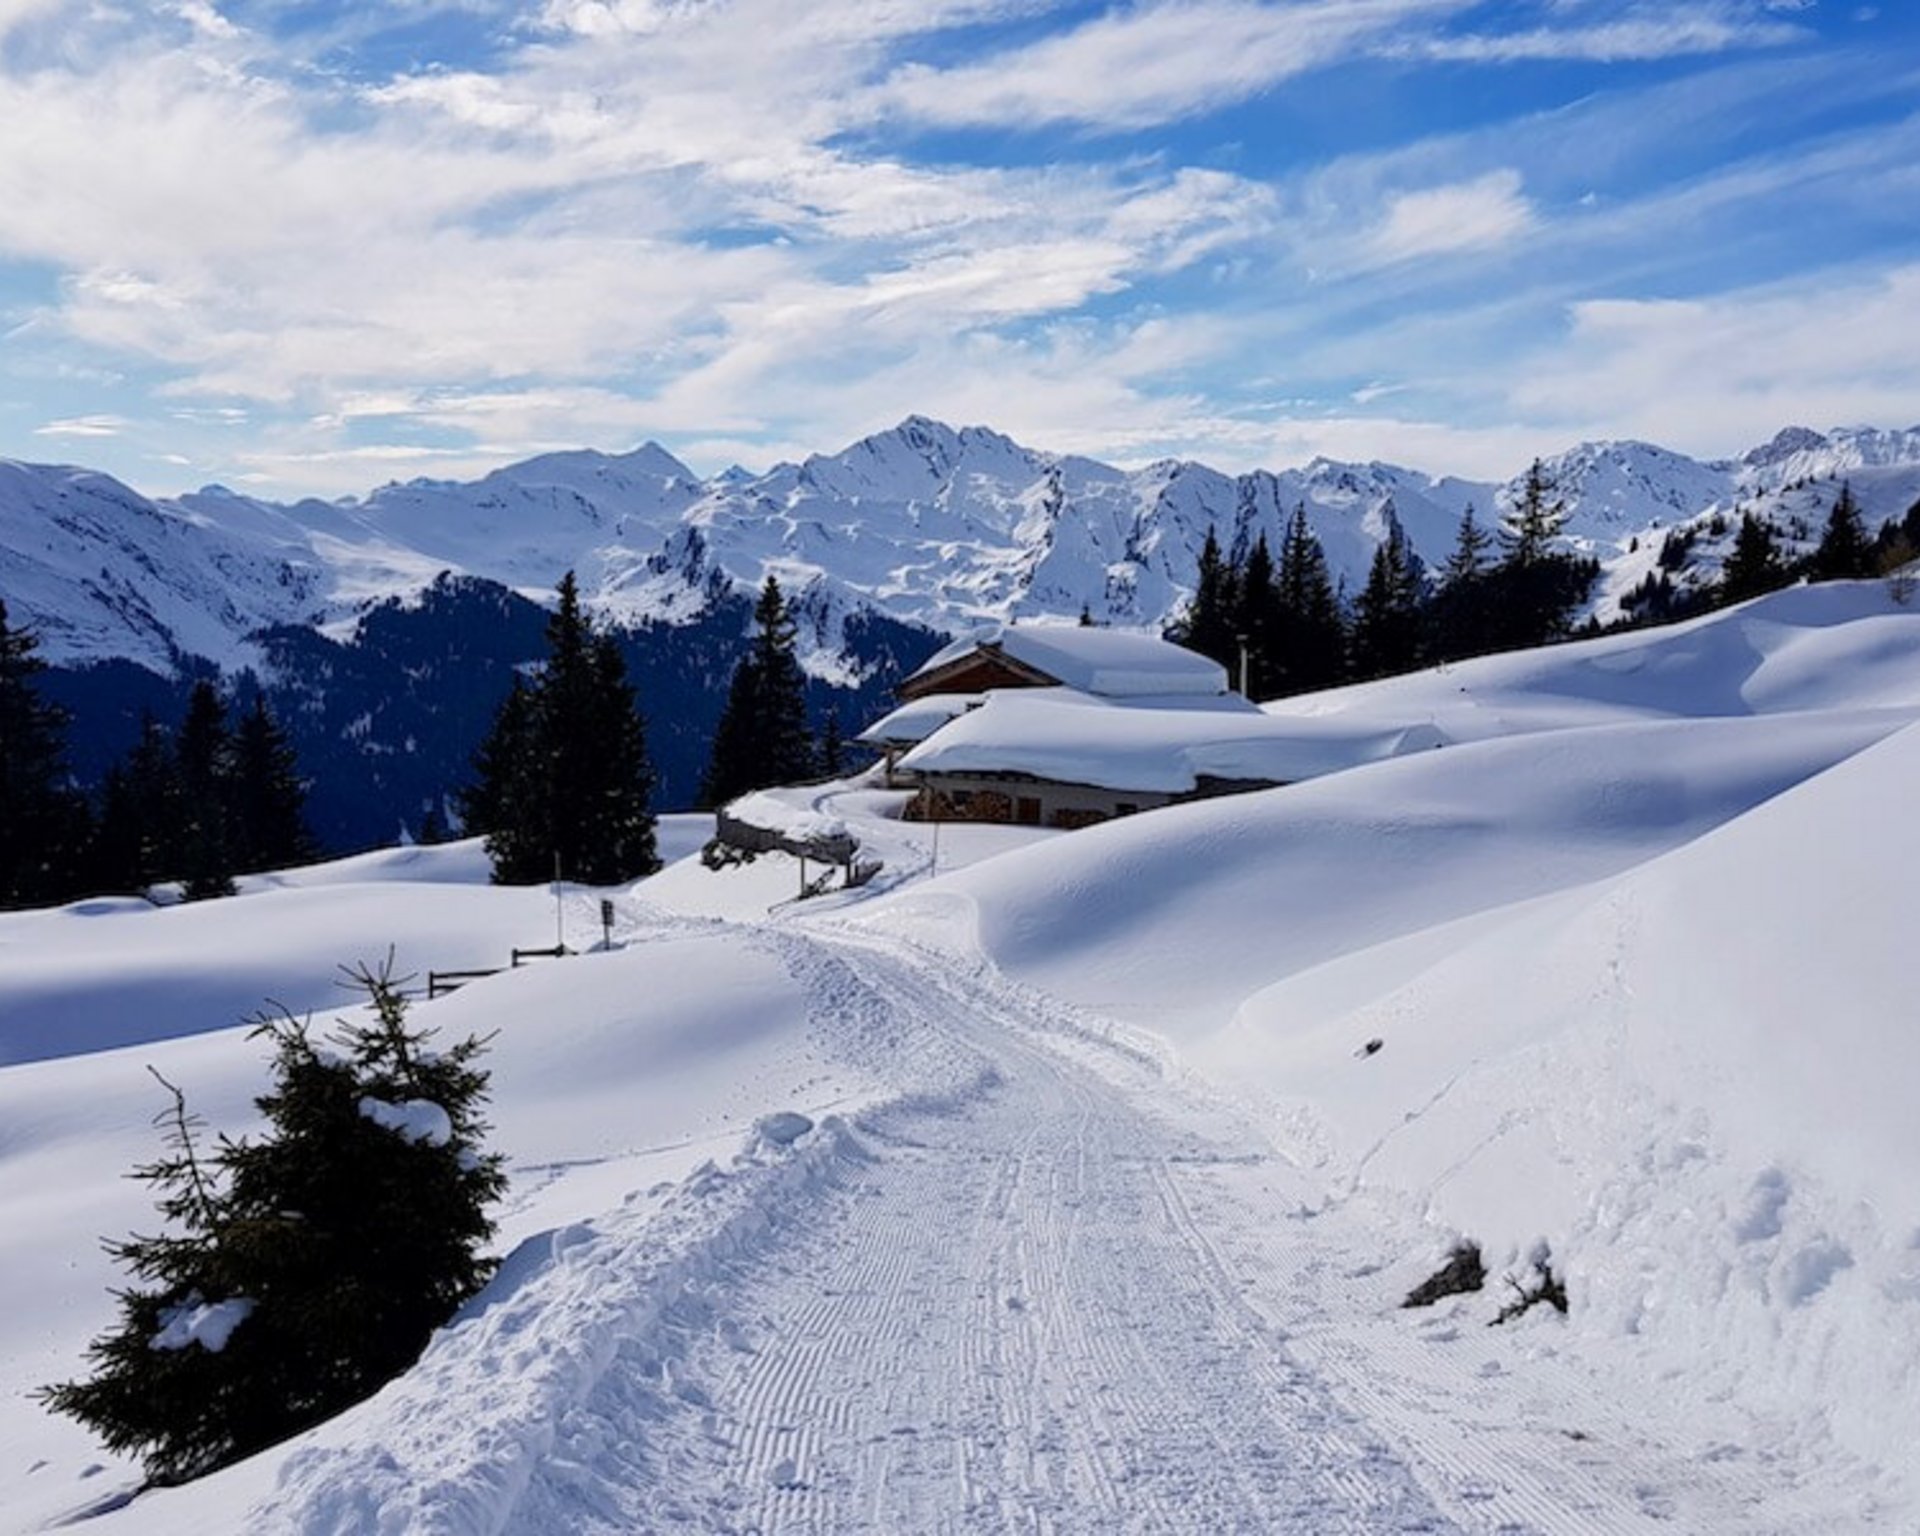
[881, 708, 1907, 1038]
[1234, 721, 1920, 1491]
[0, 913, 887, 1534]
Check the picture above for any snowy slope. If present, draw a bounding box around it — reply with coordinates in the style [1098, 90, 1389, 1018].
[5, 582, 1920, 1532]
[6, 418, 1920, 677]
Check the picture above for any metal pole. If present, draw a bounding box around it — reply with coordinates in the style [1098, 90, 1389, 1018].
[553, 850, 564, 952]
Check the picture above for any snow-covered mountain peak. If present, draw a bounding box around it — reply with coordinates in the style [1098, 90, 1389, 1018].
[7, 418, 1920, 677]
[1524, 439, 1737, 534]
[1733, 424, 1920, 494]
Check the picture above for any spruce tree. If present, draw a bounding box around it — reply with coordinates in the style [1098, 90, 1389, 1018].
[574, 630, 659, 883]
[39, 960, 507, 1485]
[1350, 519, 1423, 680]
[0, 598, 90, 908]
[1490, 461, 1592, 648]
[699, 576, 816, 807]
[175, 681, 237, 901]
[91, 715, 186, 896]
[462, 676, 541, 878]
[819, 710, 846, 779]
[462, 574, 658, 885]
[1274, 504, 1346, 696]
[1442, 502, 1494, 587]
[1431, 504, 1496, 661]
[1235, 532, 1284, 698]
[1500, 459, 1566, 568]
[1811, 481, 1875, 580]
[1177, 525, 1241, 676]
[229, 697, 314, 875]
[1719, 512, 1787, 605]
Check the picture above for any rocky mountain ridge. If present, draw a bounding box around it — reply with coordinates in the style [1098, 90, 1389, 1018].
[6, 418, 1920, 684]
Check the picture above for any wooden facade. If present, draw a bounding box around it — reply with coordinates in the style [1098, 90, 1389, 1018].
[895, 645, 1059, 702]
[904, 771, 1279, 831]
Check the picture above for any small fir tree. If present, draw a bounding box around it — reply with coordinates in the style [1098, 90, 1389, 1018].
[39, 960, 507, 1485]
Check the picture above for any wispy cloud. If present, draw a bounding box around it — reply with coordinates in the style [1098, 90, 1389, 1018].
[878, 0, 1464, 131]
[1410, 10, 1809, 63]
[1360, 169, 1535, 266]
[34, 413, 125, 437]
[0, 0, 1910, 496]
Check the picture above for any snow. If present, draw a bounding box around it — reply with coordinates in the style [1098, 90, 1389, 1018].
[908, 622, 1230, 698]
[854, 691, 983, 745]
[6, 579, 1920, 1531]
[722, 790, 848, 846]
[150, 1297, 254, 1355]
[358, 1096, 454, 1147]
[898, 683, 1440, 793]
[9, 417, 1920, 677]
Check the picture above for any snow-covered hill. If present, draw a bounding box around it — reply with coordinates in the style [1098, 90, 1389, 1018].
[5, 419, 1918, 679]
[5, 581, 1920, 1532]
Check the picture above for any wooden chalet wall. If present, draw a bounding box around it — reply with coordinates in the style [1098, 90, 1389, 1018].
[897, 646, 1057, 702]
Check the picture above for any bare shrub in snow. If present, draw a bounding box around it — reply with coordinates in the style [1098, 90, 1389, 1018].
[38, 957, 506, 1486]
[1491, 1246, 1570, 1325]
[1402, 1241, 1486, 1308]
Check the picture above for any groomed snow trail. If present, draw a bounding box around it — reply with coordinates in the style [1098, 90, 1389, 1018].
[500, 928, 1453, 1535]
[234, 914, 1844, 1536]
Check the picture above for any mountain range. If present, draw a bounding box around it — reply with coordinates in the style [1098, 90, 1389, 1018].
[6, 417, 1920, 849]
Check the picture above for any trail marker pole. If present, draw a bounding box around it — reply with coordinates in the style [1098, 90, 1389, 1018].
[600, 897, 614, 950]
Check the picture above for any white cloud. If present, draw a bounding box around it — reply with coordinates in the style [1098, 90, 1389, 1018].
[1361, 169, 1535, 266]
[35, 413, 125, 437]
[879, 0, 1464, 131]
[1512, 263, 1920, 453]
[1411, 13, 1808, 63]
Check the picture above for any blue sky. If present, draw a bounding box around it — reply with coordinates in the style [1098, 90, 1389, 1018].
[0, 0, 1915, 498]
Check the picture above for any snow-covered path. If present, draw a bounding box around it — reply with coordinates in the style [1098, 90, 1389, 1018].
[431, 922, 1829, 1536]
[504, 928, 1448, 1534]
[66, 908, 1873, 1536]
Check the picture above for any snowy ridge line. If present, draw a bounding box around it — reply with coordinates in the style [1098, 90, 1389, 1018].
[9, 418, 1920, 676]
[245, 1114, 881, 1536]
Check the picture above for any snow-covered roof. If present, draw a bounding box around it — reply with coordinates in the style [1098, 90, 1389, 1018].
[857, 693, 985, 746]
[909, 624, 1229, 699]
[897, 687, 1443, 794]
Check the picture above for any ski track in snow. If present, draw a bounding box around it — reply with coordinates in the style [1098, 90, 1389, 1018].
[232, 908, 1871, 1536]
[491, 927, 1446, 1535]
